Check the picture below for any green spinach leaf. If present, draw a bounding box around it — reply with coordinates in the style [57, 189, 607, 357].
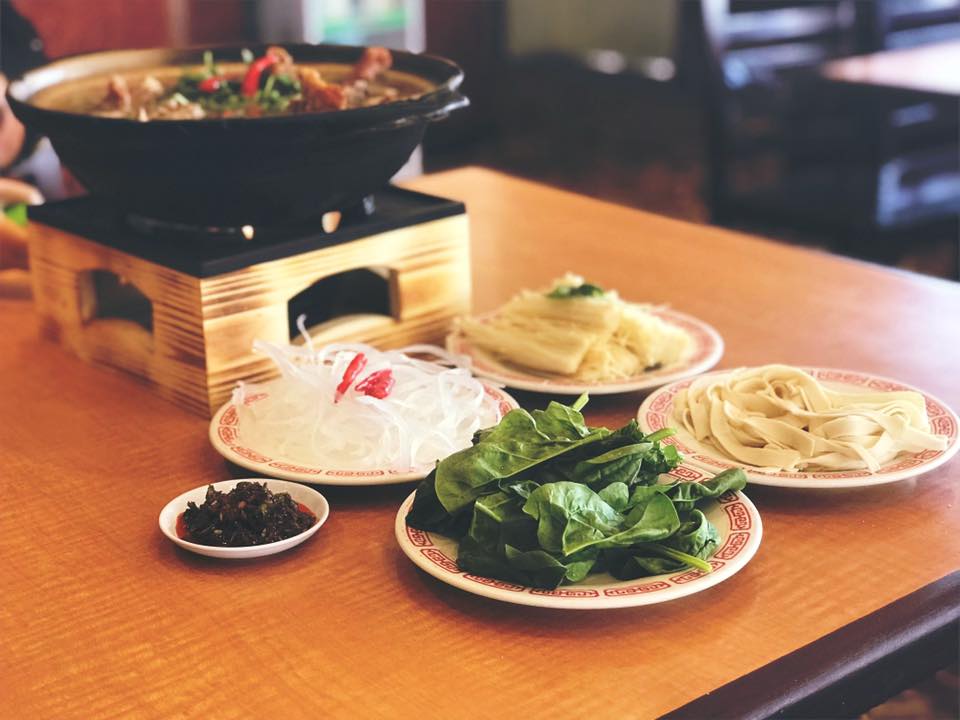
[661, 468, 747, 512]
[406, 395, 740, 590]
[406, 473, 472, 537]
[434, 404, 608, 514]
[521, 481, 624, 554]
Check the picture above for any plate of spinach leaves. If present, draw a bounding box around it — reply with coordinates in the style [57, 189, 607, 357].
[399, 396, 762, 609]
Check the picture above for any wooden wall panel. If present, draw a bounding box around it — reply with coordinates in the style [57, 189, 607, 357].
[11, 0, 253, 59]
[13, 0, 171, 57]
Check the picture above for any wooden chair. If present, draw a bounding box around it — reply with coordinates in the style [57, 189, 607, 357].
[691, 0, 864, 233]
[691, 0, 959, 271]
[852, 0, 960, 242]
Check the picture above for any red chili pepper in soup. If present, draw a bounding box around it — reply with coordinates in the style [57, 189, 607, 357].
[198, 76, 223, 93]
[241, 54, 279, 97]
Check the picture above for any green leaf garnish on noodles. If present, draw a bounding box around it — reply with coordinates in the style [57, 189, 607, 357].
[547, 281, 606, 299]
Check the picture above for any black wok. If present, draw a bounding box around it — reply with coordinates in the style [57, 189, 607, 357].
[7, 44, 467, 227]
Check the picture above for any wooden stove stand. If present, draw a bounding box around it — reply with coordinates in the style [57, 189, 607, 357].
[27, 189, 470, 417]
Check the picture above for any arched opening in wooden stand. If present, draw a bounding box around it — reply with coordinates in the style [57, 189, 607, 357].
[287, 267, 395, 344]
[79, 269, 153, 333]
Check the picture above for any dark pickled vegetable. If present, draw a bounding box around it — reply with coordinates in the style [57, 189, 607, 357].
[180, 481, 316, 547]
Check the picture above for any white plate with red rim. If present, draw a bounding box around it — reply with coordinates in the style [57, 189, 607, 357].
[394, 470, 762, 610]
[446, 307, 724, 395]
[159, 479, 330, 559]
[637, 367, 960, 489]
[209, 379, 520, 485]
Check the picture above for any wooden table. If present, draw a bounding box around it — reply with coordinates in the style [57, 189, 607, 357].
[821, 40, 960, 98]
[2, 168, 958, 719]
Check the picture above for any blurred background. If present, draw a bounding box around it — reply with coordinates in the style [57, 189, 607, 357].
[0, 1, 958, 714]
[1, 0, 958, 283]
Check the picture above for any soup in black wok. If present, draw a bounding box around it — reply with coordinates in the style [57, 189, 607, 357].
[32, 46, 433, 120]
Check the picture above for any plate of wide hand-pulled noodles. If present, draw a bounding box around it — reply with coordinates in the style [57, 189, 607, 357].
[638, 365, 959, 488]
[447, 274, 723, 395]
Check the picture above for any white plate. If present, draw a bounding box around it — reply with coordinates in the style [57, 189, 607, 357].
[446, 307, 723, 395]
[637, 368, 960, 489]
[209, 380, 519, 486]
[394, 471, 762, 610]
[159, 479, 329, 559]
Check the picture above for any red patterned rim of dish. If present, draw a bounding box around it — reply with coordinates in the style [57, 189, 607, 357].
[214, 384, 517, 479]
[448, 308, 720, 386]
[640, 368, 959, 480]
[400, 473, 757, 600]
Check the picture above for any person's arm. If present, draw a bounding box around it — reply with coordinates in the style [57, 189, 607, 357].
[0, 74, 27, 170]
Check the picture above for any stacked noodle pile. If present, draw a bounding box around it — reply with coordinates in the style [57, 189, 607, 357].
[458, 274, 690, 382]
[674, 365, 947, 472]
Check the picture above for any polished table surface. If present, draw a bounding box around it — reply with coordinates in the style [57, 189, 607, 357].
[821, 39, 960, 97]
[2, 167, 959, 719]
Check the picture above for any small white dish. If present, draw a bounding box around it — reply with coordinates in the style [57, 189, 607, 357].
[159, 479, 329, 559]
[637, 367, 960, 489]
[209, 380, 519, 486]
[446, 307, 723, 395]
[395, 472, 762, 610]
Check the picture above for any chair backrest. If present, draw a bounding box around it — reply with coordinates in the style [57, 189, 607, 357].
[691, 1, 858, 213]
[700, 0, 856, 93]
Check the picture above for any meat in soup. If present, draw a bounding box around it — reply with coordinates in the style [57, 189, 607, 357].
[86, 46, 415, 120]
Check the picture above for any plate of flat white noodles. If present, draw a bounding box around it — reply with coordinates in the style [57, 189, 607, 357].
[447, 274, 723, 395]
[637, 365, 959, 488]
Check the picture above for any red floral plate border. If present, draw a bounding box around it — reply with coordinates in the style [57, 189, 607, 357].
[637, 367, 960, 489]
[394, 468, 762, 610]
[209, 380, 519, 486]
[446, 307, 723, 395]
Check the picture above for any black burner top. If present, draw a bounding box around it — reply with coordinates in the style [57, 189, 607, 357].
[29, 186, 465, 278]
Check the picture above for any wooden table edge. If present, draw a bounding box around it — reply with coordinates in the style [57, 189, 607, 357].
[818, 41, 960, 100]
[817, 72, 958, 104]
[662, 571, 960, 719]
[410, 167, 960, 292]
